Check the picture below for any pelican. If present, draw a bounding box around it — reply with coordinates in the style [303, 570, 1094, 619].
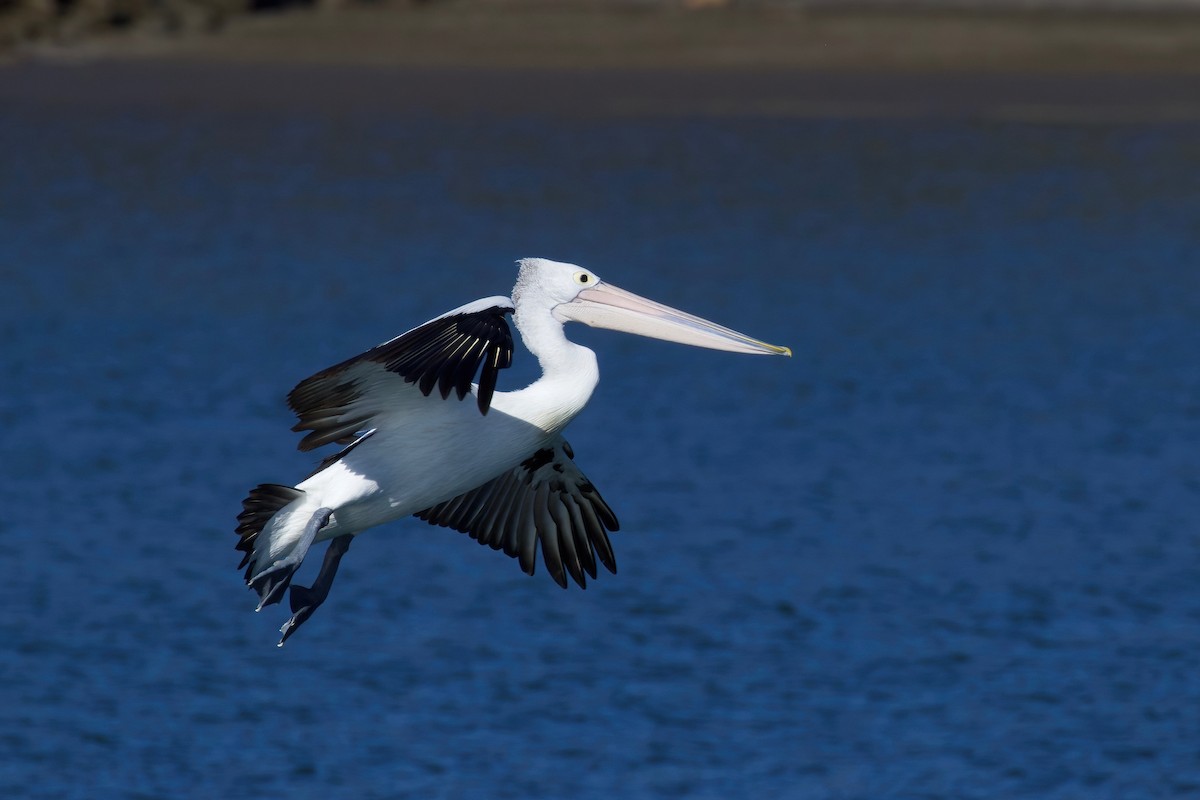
[236, 258, 790, 645]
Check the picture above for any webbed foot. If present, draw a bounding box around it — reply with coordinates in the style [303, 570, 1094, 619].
[248, 507, 333, 610]
[278, 533, 353, 646]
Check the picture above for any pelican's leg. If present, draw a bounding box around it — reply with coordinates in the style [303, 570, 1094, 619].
[250, 507, 333, 611]
[278, 534, 353, 647]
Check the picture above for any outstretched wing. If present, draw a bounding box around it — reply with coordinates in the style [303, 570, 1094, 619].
[287, 297, 515, 451]
[415, 437, 620, 589]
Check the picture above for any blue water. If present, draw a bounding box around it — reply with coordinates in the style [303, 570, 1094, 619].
[3, 93, 1200, 799]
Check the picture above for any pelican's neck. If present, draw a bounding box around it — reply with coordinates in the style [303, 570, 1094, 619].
[500, 304, 599, 434]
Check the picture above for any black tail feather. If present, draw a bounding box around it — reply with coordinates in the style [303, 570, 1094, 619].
[235, 483, 304, 575]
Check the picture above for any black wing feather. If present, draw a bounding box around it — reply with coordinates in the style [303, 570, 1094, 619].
[380, 306, 513, 411]
[414, 437, 619, 590]
[476, 347, 507, 415]
[288, 300, 515, 451]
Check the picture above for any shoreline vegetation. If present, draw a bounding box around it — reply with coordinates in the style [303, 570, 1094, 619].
[5, 0, 1200, 73]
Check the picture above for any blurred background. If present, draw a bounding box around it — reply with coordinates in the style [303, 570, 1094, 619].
[3, 2, 1200, 799]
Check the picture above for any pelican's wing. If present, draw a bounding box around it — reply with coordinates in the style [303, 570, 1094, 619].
[287, 296, 515, 451]
[415, 437, 620, 589]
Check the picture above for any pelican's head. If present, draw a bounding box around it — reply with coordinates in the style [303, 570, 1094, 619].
[513, 257, 791, 356]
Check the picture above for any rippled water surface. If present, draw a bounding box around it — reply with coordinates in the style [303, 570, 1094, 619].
[3, 87, 1200, 799]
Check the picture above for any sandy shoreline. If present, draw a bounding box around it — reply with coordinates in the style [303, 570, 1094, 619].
[4, 3, 1200, 120]
[3, 59, 1200, 122]
[9, 3, 1200, 72]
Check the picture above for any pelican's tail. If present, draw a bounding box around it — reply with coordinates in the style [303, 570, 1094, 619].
[235, 483, 320, 609]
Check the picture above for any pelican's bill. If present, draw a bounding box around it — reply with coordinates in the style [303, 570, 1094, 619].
[554, 281, 791, 356]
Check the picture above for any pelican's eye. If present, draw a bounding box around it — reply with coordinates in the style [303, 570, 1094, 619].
[573, 271, 592, 285]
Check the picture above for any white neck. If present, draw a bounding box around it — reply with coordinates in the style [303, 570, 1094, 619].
[492, 305, 599, 434]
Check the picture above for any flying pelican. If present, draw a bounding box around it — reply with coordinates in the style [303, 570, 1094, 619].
[236, 258, 790, 645]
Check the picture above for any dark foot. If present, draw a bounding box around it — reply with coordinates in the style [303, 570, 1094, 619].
[249, 507, 333, 611]
[278, 534, 353, 647]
